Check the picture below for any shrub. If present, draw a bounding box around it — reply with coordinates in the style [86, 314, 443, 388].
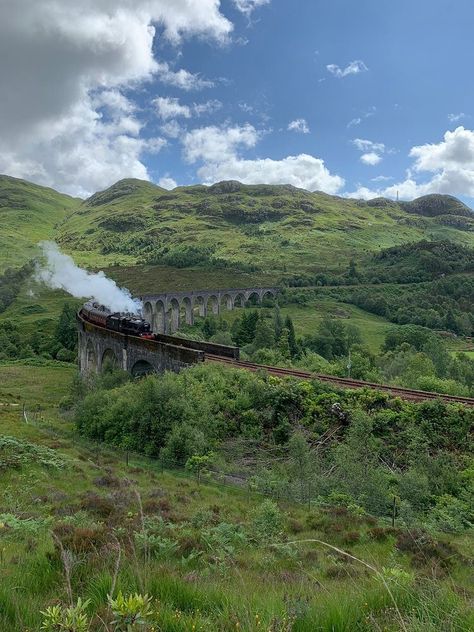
[251, 499, 283, 542]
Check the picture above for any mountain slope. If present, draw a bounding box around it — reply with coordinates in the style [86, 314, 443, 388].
[0, 175, 78, 271]
[57, 178, 474, 273]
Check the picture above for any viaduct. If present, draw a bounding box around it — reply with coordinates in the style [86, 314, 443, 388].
[78, 286, 278, 376]
[141, 286, 278, 334]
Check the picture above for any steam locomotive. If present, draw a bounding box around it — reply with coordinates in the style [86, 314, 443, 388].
[80, 301, 154, 338]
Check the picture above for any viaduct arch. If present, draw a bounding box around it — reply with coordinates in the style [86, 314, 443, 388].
[140, 286, 278, 334]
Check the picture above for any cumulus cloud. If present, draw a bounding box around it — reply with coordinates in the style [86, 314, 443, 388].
[288, 118, 310, 134]
[349, 126, 474, 200]
[327, 60, 368, 78]
[0, 0, 232, 195]
[233, 0, 271, 17]
[352, 138, 385, 166]
[158, 176, 178, 189]
[155, 61, 214, 91]
[154, 97, 222, 121]
[154, 97, 192, 120]
[182, 123, 344, 193]
[360, 152, 382, 166]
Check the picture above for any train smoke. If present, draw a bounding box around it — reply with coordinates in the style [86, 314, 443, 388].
[36, 241, 142, 313]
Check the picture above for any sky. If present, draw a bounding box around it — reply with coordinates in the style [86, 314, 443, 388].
[1, 0, 474, 202]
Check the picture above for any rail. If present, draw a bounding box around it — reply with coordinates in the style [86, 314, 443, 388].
[205, 355, 474, 406]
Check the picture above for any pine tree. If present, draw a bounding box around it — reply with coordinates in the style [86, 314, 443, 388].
[273, 304, 283, 340]
[55, 303, 77, 351]
[253, 317, 275, 349]
[278, 328, 291, 359]
[284, 315, 299, 358]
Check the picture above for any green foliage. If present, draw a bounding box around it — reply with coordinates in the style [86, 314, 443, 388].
[251, 499, 283, 542]
[0, 435, 68, 471]
[55, 303, 78, 352]
[40, 598, 91, 632]
[108, 592, 153, 631]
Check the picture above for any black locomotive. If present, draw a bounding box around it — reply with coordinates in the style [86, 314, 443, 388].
[80, 301, 153, 338]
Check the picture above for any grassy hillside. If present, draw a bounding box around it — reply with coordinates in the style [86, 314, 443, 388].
[57, 178, 474, 274]
[1, 362, 473, 631]
[0, 175, 78, 271]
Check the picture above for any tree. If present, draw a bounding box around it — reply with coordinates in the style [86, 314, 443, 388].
[185, 453, 214, 485]
[288, 431, 312, 503]
[234, 310, 259, 346]
[202, 316, 217, 338]
[253, 317, 275, 350]
[278, 328, 291, 359]
[55, 303, 78, 351]
[273, 304, 283, 340]
[284, 315, 299, 358]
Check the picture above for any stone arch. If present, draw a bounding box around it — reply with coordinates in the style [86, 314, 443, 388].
[131, 359, 156, 378]
[220, 293, 233, 310]
[169, 298, 180, 333]
[85, 339, 98, 373]
[233, 293, 245, 308]
[181, 297, 193, 326]
[193, 295, 206, 319]
[261, 290, 276, 306]
[143, 301, 153, 328]
[101, 348, 118, 370]
[207, 295, 219, 316]
[154, 300, 165, 333]
[246, 291, 261, 306]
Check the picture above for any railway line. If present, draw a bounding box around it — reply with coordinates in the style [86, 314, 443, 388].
[205, 355, 474, 406]
[77, 308, 474, 407]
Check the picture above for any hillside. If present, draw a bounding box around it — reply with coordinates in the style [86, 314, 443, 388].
[0, 175, 78, 271]
[0, 174, 473, 276]
[56, 178, 474, 273]
[1, 361, 473, 631]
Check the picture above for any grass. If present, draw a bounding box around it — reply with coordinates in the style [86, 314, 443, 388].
[0, 174, 77, 271]
[0, 362, 473, 631]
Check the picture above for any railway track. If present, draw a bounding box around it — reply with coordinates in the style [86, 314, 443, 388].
[205, 355, 474, 406]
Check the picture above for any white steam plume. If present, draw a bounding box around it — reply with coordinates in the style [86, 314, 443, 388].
[36, 241, 142, 313]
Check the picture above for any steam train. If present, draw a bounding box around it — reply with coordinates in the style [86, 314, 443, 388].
[79, 301, 154, 338]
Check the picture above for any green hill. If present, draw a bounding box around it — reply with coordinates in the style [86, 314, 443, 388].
[1, 174, 473, 276]
[56, 178, 474, 273]
[0, 175, 78, 271]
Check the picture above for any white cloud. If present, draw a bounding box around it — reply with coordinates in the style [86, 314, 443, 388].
[158, 176, 178, 189]
[193, 100, 222, 116]
[327, 60, 368, 78]
[448, 112, 466, 123]
[288, 118, 310, 134]
[347, 106, 376, 128]
[160, 120, 183, 138]
[372, 175, 393, 182]
[233, 0, 271, 17]
[349, 126, 474, 200]
[155, 61, 214, 91]
[154, 97, 192, 120]
[352, 138, 385, 153]
[352, 138, 385, 166]
[360, 152, 382, 166]
[0, 0, 232, 195]
[182, 123, 344, 193]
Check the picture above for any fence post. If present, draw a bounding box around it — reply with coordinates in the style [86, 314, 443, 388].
[125, 451, 129, 467]
[392, 495, 397, 527]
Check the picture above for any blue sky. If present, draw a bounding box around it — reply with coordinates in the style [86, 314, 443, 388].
[2, 0, 474, 200]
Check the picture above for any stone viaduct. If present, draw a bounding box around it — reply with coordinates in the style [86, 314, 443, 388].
[78, 314, 205, 377]
[140, 286, 279, 334]
[78, 286, 278, 376]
